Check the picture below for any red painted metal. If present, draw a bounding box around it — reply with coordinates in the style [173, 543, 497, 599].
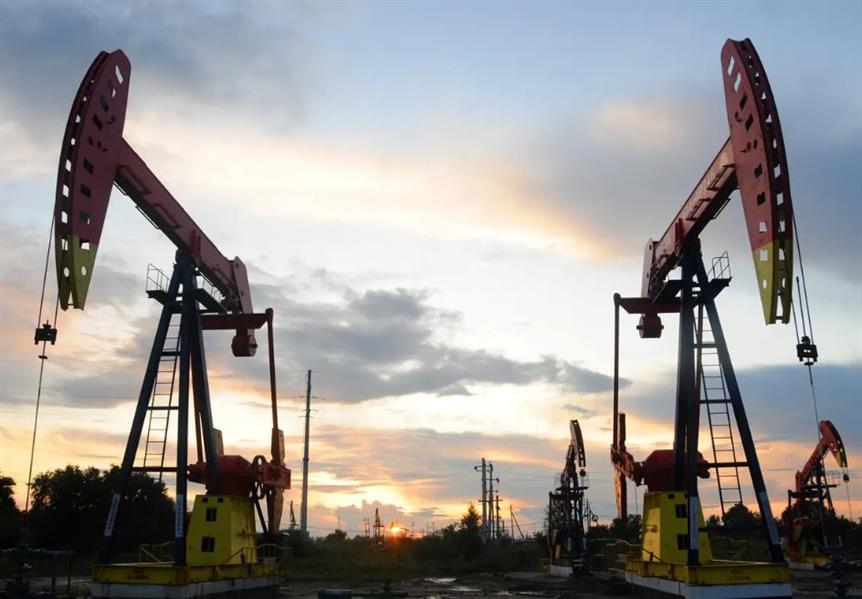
[722, 39, 794, 324]
[54, 51, 129, 309]
[789, 420, 848, 505]
[54, 49, 256, 356]
[189, 454, 290, 498]
[55, 50, 291, 535]
[194, 308, 289, 531]
[640, 38, 794, 330]
[641, 140, 737, 302]
[611, 427, 709, 493]
[784, 420, 848, 560]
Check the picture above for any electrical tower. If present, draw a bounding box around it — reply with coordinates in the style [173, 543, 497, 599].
[373, 508, 384, 547]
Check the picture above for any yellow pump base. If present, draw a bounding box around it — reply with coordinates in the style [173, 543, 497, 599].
[621, 492, 791, 599]
[91, 495, 280, 598]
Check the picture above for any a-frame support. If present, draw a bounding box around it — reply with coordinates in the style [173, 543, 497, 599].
[98, 253, 223, 566]
[612, 243, 784, 567]
[672, 245, 783, 564]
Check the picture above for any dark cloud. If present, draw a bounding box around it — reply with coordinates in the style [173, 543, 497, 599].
[247, 281, 621, 403]
[0, 232, 620, 407]
[0, 1, 318, 150]
[512, 88, 862, 279]
[618, 362, 862, 450]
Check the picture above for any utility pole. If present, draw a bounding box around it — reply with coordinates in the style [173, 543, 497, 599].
[474, 458, 488, 542]
[494, 490, 502, 538]
[300, 369, 312, 536]
[488, 463, 499, 540]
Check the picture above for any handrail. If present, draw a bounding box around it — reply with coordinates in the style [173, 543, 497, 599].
[138, 541, 173, 563]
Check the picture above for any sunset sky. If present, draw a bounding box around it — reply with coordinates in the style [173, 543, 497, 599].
[1, 1, 860, 538]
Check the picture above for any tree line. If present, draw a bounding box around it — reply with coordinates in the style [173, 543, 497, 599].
[0, 466, 174, 552]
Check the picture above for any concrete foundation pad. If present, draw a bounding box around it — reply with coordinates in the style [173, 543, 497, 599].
[624, 571, 792, 599]
[548, 564, 573, 577]
[90, 575, 279, 598]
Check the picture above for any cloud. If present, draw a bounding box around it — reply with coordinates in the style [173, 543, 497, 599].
[0, 2, 319, 143]
[246, 276, 622, 403]
[4, 4, 857, 275]
[592, 99, 691, 150]
[561, 403, 599, 418]
[0, 225, 620, 408]
[618, 362, 862, 448]
[273, 425, 580, 534]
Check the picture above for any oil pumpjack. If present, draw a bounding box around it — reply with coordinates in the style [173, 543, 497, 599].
[610, 38, 806, 598]
[49, 49, 290, 597]
[783, 420, 849, 568]
[547, 420, 590, 575]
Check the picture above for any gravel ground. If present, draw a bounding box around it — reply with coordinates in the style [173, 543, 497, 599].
[8, 568, 862, 597]
[279, 569, 862, 599]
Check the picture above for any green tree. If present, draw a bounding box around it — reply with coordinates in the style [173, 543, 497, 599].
[325, 529, 348, 543]
[723, 503, 760, 530]
[608, 515, 641, 542]
[103, 467, 175, 552]
[457, 503, 482, 560]
[0, 471, 22, 547]
[28, 465, 174, 552]
[28, 465, 104, 550]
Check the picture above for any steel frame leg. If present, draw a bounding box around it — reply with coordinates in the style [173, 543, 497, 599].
[98, 253, 223, 567]
[693, 256, 784, 563]
[188, 282, 221, 490]
[98, 263, 182, 564]
[673, 249, 702, 565]
[174, 256, 202, 566]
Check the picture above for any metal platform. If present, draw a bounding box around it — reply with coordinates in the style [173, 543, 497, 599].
[624, 570, 791, 599]
[91, 562, 279, 598]
[622, 558, 791, 599]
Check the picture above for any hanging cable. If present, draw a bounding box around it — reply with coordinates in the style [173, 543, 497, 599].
[791, 211, 818, 367]
[790, 212, 822, 442]
[26, 210, 61, 514]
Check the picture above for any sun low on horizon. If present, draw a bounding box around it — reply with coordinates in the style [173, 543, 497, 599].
[1, 0, 860, 545]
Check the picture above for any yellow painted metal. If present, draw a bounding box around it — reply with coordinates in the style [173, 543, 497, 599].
[55, 234, 98, 310]
[92, 562, 277, 585]
[626, 558, 791, 585]
[640, 491, 712, 564]
[92, 495, 275, 586]
[752, 238, 793, 325]
[621, 490, 791, 587]
[186, 495, 257, 566]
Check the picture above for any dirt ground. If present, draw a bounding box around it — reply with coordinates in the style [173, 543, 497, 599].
[279, 569, 862, 599]
[11, 568, 862, 597]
